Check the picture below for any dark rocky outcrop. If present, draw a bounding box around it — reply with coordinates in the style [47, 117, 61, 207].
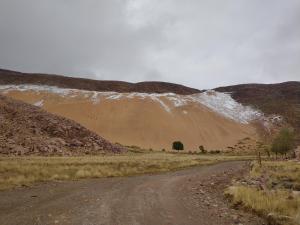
[0, 95, 124, 155]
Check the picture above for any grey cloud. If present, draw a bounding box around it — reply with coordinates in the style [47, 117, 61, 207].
[0, 0, 299, 89]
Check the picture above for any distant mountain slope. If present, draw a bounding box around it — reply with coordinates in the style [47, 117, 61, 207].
[0, 95, 124, 155]
[215, 82, 300, 141]
[2, 68, 298, 150]
[0, 86, 259, 151]
[0, 68, 200, 95]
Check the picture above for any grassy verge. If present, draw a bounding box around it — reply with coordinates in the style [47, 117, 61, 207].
[250, 161, 300, 189]
[0, 151, 252, 190]
[226, 160, 300, 225]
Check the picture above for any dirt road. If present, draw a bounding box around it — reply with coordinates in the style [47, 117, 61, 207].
[0, 161, 265, 225]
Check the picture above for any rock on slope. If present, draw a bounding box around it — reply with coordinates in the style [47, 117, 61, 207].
[0, 95, 123, 155]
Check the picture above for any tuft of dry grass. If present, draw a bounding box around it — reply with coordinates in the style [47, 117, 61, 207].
[250, 161, 300, 187]
[0, 152, 252, 190]
[226, 186, 300, 225]
[227, 160, 300, 225]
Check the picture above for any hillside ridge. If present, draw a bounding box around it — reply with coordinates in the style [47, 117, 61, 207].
[215, 81, 300, 142]
[0, 68, 200, 95]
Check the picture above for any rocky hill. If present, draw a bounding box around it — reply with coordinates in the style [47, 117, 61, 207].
[0, 95, 124, 156]
[0, 69, 200, 95]
[215, 82, 300, 142]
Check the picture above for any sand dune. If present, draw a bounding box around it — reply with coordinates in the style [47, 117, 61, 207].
[1, 87, 258, 151]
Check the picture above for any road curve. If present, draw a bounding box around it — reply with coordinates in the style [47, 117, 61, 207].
[0, 161, 265, 225]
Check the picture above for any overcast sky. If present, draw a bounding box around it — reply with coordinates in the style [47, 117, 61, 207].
[0, 0, 299, 89]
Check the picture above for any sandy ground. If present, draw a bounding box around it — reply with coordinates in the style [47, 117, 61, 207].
[0, 161, 266, 225]
[3, 91, 257, 151]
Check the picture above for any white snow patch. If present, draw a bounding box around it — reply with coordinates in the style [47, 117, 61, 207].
[0, 84, 71, 96]
[126, 92, 151, 99]
[91, 91, 100, 104]
[33, 100, 44, 107]
[149, 95, 171, 113]
[0, 85, 265, 123]
[166, 95, 188, 107]
[190, 90, 262, 124]
[106, 93, 123, 100]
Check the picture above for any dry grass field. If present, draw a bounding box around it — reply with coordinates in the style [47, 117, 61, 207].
[250, 161, 300, 188]
[0, 151, 253, 190]
[226, 161, 300, 225]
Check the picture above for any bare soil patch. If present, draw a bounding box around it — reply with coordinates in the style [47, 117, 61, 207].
[0, 161, 266, 225]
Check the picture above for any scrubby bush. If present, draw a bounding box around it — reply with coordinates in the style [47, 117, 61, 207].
[271, 128, 295, 158]
[209, 150, 221, 154]
[198, 145, 207, 154]
[172, 141, 184, 151]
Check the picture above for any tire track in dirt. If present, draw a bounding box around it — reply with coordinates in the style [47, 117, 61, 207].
[0, 161, 266, 225]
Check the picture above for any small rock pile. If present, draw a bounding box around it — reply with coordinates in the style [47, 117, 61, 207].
[0, 95, 124, 155]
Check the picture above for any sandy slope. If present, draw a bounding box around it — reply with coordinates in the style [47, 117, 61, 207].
[2, 89, 258, 151]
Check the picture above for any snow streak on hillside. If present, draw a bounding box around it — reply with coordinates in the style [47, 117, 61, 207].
[191, 91, 263, 124]
[0, 85, 263, 124]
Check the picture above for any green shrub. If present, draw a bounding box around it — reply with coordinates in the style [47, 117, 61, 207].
[172, 141, 184, 151]
[271, 128, 295, 157]
[198, 145, 207, 153]
[209, 150, 221, 154]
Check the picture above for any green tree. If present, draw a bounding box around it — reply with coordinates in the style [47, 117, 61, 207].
[198, 145, 206, 153]
[172, 141, 184, 151]
[271, 128, 295, 158]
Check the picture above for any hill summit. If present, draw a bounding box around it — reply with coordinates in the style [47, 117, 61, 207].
[0, 69, 200, 95]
